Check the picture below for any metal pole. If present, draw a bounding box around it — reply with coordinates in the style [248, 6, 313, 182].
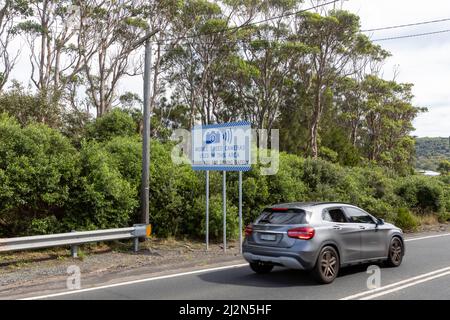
[71, 245, 78, 258]
[133, 237, 139, 252]
[223, 170, 227, 252]
[239, 171, 243, 254]
[141, 39, 152, 230]
[206, 170, 209, 251]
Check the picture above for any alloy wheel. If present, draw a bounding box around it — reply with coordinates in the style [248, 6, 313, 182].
[390, 238, 403, 265]
[320, 250, 338, 280]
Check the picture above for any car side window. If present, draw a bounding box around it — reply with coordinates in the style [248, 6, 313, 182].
[323, 208, 348, 223]
[344, 207, 375, 224]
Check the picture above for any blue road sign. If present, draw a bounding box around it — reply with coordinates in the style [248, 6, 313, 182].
[191, 122, 252, 171]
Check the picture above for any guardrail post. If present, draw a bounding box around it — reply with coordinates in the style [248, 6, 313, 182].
[70, 230, 78, 258]
[133, 237, 139, 252]
[71, 245, 78, 258]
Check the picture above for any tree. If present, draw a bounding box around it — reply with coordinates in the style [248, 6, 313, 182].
[0, 81, 61, 126]
[293, 10, 386, 158]
[0, 0, 30, 91]
[164, 0, 260, 127]
[77, 0, 149, 117]
[15, 0, 84, 104]
[361, 75, 425, 174]
[231, 0, 308, 132]
[438, 160, 450, 175]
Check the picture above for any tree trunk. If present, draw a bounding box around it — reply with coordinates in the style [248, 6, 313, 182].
[308, 87, 322, 159]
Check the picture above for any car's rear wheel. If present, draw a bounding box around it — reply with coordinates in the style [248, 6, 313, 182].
[386, 237, 403, 267]
[249, 262, 274, 274]
[312, 246, 340, 284]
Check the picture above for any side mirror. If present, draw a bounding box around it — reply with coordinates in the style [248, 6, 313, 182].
[377, 218, 385, 225]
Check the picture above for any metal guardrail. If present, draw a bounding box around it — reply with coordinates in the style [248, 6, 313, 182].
[0, 224, 152, 258]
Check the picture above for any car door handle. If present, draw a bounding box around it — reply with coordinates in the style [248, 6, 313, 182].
[359, 226, 366, 230]
[333, 225, 342, 230]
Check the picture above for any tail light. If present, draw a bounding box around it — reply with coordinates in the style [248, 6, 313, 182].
[245, 225, 253, 237]
[287, 227, 315, 240]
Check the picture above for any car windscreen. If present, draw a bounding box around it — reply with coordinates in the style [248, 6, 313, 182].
[255, 208, 307, 225]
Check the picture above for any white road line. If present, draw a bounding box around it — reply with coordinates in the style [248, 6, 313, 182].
[22, 263, 248, 300]
[404, 233, 450, 242]
[360, 270, 450, 300]
[340, 266, 450, 300]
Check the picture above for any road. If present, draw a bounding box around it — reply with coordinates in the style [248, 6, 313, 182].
[25, 233, 450, 300]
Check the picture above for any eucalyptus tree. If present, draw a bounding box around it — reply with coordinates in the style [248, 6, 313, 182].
[0, 0, 31, 91]
[75, 0, 152, 117]
[293, 10, 384, 158]
[361, 75, 425, 173]
[164, 0, 258, 127]
[14, 0, 85, 105]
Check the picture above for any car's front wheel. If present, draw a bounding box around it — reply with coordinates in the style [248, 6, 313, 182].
[249, 262, 274, 274]
[312, 246, 340, 284]
[386, 237, 404, 267]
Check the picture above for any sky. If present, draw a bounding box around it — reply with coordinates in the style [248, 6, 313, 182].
[342, 0, 450, 137]
[6, 0, 450, 137]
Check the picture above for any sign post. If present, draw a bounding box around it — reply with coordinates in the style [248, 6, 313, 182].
[191, 122, 252, 253]
[223, 171, 226, 252]
[238, 171, 243, 253]
[206, 170, 209, 251]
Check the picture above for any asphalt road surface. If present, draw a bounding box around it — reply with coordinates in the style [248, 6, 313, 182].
[26, 233, 450, 300]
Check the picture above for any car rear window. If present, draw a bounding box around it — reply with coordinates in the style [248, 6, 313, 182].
[255, 208, 307, 225]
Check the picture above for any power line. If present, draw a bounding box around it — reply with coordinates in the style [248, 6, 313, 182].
[372, 28, 450, 42]
[362, 17, 450, 32]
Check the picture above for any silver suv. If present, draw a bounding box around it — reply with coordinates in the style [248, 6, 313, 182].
[242, 202, 405, 284]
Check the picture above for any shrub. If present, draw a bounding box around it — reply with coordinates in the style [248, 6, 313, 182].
[63, 140, 139, 231]
[395, 208, 419, 232]
[396, 176, 444, 214]
[0, 114, 77, 236]
[266, 153, 307, 204]
[358, 196, 395, 221]
[30, 215, 62, 235]
[438, 211, 450, 223]
[195, 194, 239, 240]
[302, 158, 344, 191]
[86, 109, 138, 141]
[148, 141, 201, 237]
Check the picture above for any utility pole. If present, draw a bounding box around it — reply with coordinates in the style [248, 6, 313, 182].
[141, 38, 152, 228]
[128, 29, 159, 235]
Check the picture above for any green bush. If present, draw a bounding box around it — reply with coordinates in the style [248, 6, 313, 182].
[30, 215, 62, 235]
[148, 141, 201, 237]
[395, 208, 419, 232]
[0, 114, 77, 236]
[266, 153, 307, 204]
[196, 194, 239, 240]
[86, 109, 138, 142]
[63, 140, 139, 231]
[396, 176, 445, 214]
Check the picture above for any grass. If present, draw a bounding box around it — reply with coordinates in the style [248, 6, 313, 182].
[418, 214, 439, 226]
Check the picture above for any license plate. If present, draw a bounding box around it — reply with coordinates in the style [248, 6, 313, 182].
[260, 233, 276, 241]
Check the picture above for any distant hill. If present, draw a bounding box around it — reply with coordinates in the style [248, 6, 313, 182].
[415, 137, 450, 171]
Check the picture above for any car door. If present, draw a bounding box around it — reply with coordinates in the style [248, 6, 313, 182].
[322, 207, 362, 263]
[343, 207, 387, 260]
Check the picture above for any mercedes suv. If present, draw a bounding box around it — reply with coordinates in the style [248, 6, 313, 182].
[242, 202, 405, 284]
